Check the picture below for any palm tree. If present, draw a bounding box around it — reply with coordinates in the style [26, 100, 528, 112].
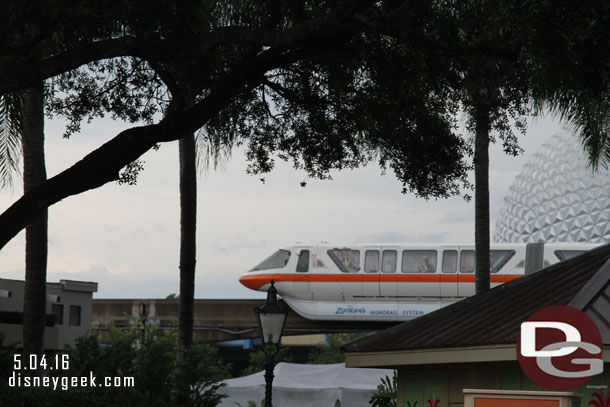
[175, 114, 231, 407]
[454, 3, 530, 294]
[178, 134, 197, 350]
[0, 84, 47, 357]
[151, 60, 234, 352]
[472, 94, 492, 294]
[520, 1, 610, 175]
[19, 83, 48, 358]
[178, 129, 232, 351]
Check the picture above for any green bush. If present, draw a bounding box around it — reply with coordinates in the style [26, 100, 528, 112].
[241, 345, 292, 376]
[0, 321, 229, 407]
[308, 333, 370, 364]
[369, 371, 397, 407]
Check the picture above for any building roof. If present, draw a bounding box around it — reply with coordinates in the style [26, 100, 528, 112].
[344, 243, 610, 354]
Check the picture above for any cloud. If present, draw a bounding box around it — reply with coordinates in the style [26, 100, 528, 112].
[439, 210, 474, 224]
[1, 269, 24, 280]
[211, 239, 271, 254]
[352, 231, 450, 244]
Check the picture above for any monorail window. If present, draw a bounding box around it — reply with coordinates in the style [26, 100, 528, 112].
[442, 250, 457, 273]
[328, 249, 361, 273]
[401, 250, 437, 273]
[365, 250, 380, 273]
[382, 250, 397, 273]
[296, 250, 310, 273]
[459, 250, 516, 273]
[554, 250, 586, 261]
[250, 249, 291, 271]
[490, 250, 515, 273]
[460, 250, 475, 273]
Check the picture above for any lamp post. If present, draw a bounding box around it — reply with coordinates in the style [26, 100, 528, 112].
[255, 280, 288, 407]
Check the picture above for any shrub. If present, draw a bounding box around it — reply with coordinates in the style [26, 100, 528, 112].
[0, 320, 229, 407]
[369, 371, 397, 407]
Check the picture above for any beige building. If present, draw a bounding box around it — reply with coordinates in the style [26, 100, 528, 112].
[345, 244, 610, 407]
[0, 278, 97, 350]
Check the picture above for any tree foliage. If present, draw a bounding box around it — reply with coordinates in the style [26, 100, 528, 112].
[0, 323, 230, 407]
[0, 0, 473, 250]
[2, 0, 608, 298]
[369, 371, 397, 407]
[523, 1, 610, 169]
[0, 93, 21, 189]
[308, 333, 369, 364]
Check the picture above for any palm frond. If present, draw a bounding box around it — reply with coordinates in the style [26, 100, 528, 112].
[195, 127, 234, 175]
[0, 93, 23, 190]
[543, 91, 610, 170]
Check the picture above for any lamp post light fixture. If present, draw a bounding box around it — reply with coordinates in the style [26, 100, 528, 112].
[255, 280, 288, 407]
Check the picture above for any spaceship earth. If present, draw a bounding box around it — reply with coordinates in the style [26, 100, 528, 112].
[494, 133, 610, 243]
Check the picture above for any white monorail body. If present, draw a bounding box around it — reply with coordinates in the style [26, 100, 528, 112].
[238, 242, 599, 321]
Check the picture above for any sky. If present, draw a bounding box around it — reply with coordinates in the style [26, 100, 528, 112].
[0, 113, 574, 299]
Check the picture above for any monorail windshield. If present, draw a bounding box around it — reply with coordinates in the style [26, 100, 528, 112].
[328, 249, 361, 273]
[250, 249, 291, 271]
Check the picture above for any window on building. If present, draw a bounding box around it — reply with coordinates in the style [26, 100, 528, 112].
[402, 250, 437, 273]
[296, 250, 309, 273]
[442, 250, 457, 273]
[69, 305, 81, 326]
[52, 304, 64, 325]
[328, 249, 360, 273]
[381, 250, 397, 273]
[364, 250, 380, 273]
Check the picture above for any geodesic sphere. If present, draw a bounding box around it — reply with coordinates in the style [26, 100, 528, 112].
[494, 133, 610, 243]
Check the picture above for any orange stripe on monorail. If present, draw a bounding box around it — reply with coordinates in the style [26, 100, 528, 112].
[238, 273, 522, 290]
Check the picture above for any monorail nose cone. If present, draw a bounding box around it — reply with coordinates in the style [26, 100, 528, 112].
[239, 274, 265, 291]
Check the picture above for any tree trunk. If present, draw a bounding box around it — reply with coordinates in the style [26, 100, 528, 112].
[474, 92, 491, 294]
[20, 82, 47, 357]
[178, 133, 197, 350]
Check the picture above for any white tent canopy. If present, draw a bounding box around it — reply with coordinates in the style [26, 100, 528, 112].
[220, 362, 394, 407]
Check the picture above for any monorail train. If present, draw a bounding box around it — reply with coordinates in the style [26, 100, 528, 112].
[238, 242, 600, 321]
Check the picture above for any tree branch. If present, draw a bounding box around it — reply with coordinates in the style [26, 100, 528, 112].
[262, 78, 303, 105]
[0, 36, 327, 250]
[0, 14, 354, 94]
